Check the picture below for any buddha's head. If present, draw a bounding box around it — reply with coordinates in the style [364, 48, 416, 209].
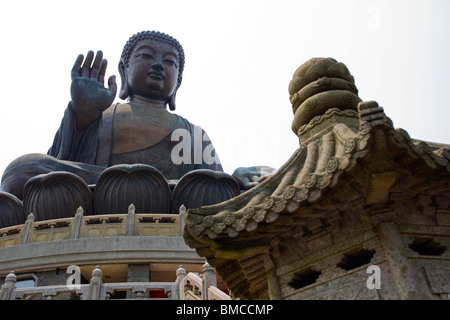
[119, 31, 185, 110]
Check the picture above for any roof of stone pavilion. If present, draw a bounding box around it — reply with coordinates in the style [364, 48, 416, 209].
[183, 59, 450, 299]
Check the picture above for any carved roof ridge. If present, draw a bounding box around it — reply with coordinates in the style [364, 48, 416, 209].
[184, 101, 450, 246]
[184, 104, 371, 244]
[183, 56, 450, 299]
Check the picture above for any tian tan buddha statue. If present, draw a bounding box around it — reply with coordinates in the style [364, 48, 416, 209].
[0, 30, 273, 226]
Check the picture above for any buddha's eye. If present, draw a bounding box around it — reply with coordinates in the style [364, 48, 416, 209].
[164, 59, 177, 68]
[137, 53, 154, 59]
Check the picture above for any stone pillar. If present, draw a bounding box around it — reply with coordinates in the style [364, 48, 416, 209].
[0, 271, 16, 300]
[126, 203, 136, 236]
[265, 253, 282, 300]
[20, 213, 35, 244]
[71, 207, 84, 239]
[202, 261, 216, 300]
[376, 222, 420, 299]
[127, 264, 150, 283]
[88, 266, 103, 300]
[176, 265, 186, 285]
[175, 265, 186, 300]
[178, 205, 186, 236]
[127, 264, 150, 298]
[266, 267, 282, 300]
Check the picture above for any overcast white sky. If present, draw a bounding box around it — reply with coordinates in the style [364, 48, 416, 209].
[0, 0, 448, 179]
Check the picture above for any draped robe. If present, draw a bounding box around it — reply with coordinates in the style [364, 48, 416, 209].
[1, 102, 223, 199]
[48, 102, 223, 181]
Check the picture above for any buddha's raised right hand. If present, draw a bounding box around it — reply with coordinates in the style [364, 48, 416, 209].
[70, 50, 117, 131]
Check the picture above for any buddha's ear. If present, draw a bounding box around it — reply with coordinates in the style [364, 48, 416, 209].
[168, 92, 177, 111]
[168, 77, 182, 111]
[118, 60, 130, 100]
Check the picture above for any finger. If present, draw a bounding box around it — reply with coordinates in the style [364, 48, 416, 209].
[81, 50, 94, 77]
[71, 54, 84, 80]
[238, 177, 252, 187]
[246, 181, 259, 189]
[90, 50, 103, 80]
[108, 75, 117, 96]
[98, 59, 108, 85]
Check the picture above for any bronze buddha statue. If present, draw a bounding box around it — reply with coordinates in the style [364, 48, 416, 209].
[0, 31, 270, 225]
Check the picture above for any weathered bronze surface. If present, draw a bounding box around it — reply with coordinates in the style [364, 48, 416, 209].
[0, 31, 255, 223]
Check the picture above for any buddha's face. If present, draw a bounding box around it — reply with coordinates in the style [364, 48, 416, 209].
[126, 38, 181, 101]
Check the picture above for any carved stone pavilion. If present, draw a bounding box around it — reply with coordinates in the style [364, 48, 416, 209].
[0, 56, 449, 300]
[183, 58, 450, 300]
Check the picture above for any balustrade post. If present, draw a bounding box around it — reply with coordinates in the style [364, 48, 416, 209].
[202, 261, 216, 300]
[176, 265, 186, 300]
[178, 205, 186, 236]
[71, 207, 84, 239]
[88, 266, 103, 300]
[126, 203, 136, 236]
[20, 213, 35, 244]
[0, 271, 17, 300]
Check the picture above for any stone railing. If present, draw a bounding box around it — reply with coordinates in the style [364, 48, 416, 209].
[179, 261, 231, 300]
[0, 204, 186, 248]
[0, 262, 230, 300]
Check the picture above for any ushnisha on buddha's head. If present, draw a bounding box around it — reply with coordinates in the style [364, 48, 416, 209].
[118, 31, 185, 111]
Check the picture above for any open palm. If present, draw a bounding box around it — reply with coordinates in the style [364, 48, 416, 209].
[70, 51, 117, 129]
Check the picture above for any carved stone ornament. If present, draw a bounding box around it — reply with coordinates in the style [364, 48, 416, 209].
[183, 57, 450, 300]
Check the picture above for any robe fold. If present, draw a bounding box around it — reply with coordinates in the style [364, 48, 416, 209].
[47, 103, 223, 181]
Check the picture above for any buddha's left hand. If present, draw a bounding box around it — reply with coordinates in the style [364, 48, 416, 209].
[232, 166, 276, 190]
